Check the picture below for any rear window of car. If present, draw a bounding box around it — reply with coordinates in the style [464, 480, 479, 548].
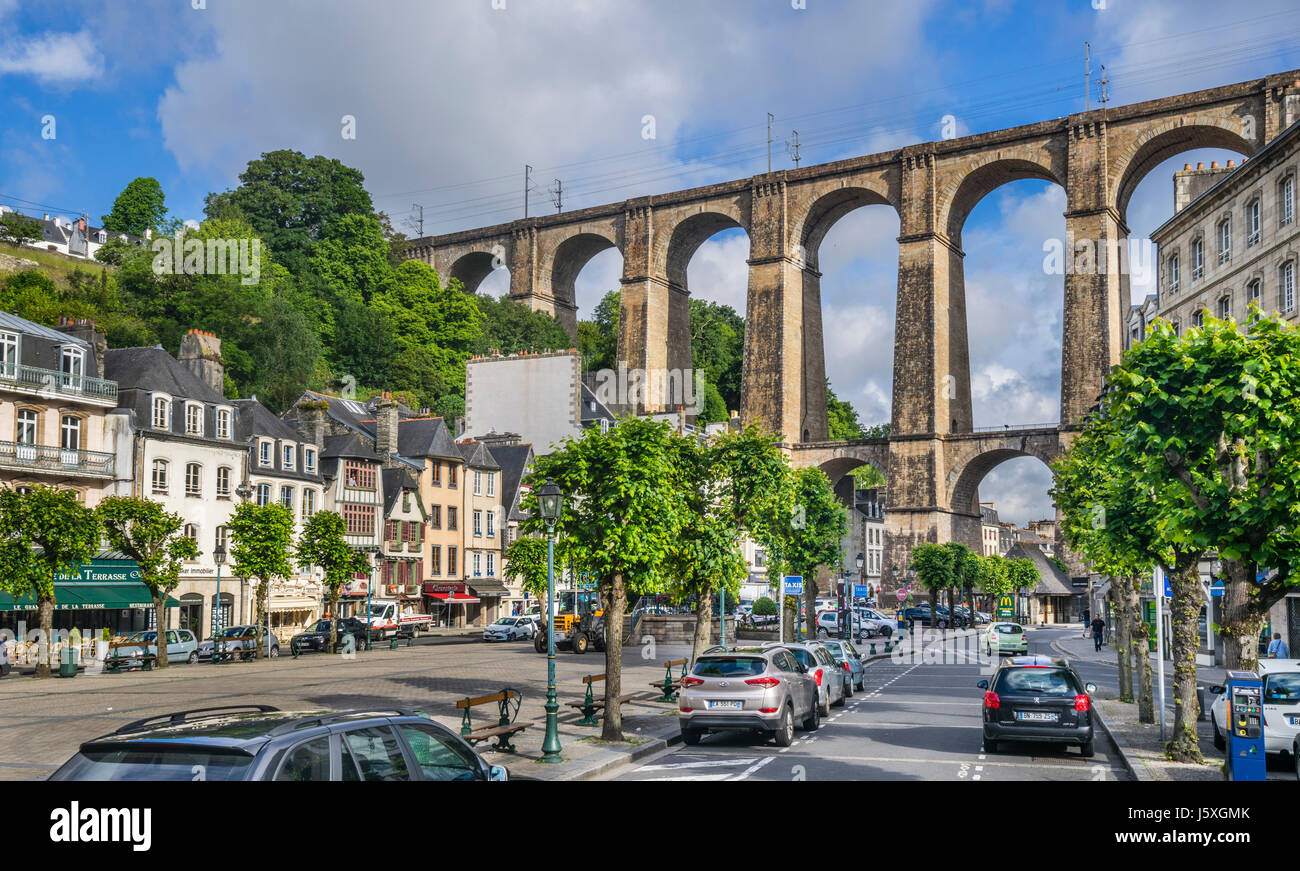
[692, 657, 767, 677]
[994, 668, 1079, 696]
[1264, 673, 1300, 704]
[788, 648, 816, 668]
[50, 747, 255, 781]
[995, 624, 1023, 634]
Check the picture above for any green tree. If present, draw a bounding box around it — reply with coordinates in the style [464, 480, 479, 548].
[102, 177, 171, 235]
[297, 511, 370, 653]
[96, 497, 199, 668]
[521, 417, 688, 741]
[578, 289, 620, 372]
[944, 541, 980, 629]
[227, 502, 295, 660]
[0, 212, 43, 246]
[689, 299, 744, 412]
[826, 381, 865, 440]
[753, 596, 778, 617]
[0, 486, 99, 677]
[763, 466, 846, 639]
[911, 542, 956, 620]
[475, 293, 573, 356]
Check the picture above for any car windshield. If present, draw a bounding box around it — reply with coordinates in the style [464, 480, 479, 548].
[493, 618, 515, 625]
[996, 668, 1078, 696]
[1264, 673, 1300, 705]
[307, 621, 330, 633]
[788, 648, 816, 668]
[218, 627, 247, 638]
[692, 657, 767, 677]
[995, 624, 1023, 634]
[822, 642, 845, 659]
[49, 747, 255, 781]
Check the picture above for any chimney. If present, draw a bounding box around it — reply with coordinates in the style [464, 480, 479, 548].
[55, 317, 107, 376]
[295, 399, 329, 450]
[1196, 162, 1204, 170]
[177, 329, 225, 395]
[375, 392, 399, 467]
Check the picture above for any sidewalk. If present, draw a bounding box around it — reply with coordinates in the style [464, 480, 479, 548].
[1051, 631, 1226, 685]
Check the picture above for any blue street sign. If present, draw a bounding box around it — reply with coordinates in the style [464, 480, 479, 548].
[1210, 578, 1225, 598]
[783, 575, 803, 596]
[853, 585, 870, 599]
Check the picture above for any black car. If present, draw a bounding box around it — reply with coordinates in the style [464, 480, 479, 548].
[977, 655, 1098, 756]
[900, 605, 959, 629]
[47, 705, 511, 781]
[291, 618, 372, 656]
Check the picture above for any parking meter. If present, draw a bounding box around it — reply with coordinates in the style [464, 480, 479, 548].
[1224, 671, 1266, 781]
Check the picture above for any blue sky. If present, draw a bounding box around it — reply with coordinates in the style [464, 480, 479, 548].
[3, 0, 1300, 523]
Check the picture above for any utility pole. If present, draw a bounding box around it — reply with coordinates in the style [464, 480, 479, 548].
[786, 130, 801, 168]
[767, 112, 774, 173]
[410, 203, 424, 237]
[549, 178, 563, 214]
[524, 164, 532, 219]
[1097, 64, 1110, 107]
[1084, 42, 1091, 112]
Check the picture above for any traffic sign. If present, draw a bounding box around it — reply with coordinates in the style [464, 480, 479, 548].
[783, 575, 803, 596]
[895, 588, 908, 603]
[853, 585, 870, 599]
[997, 595, 1014, 620]
[1210, 578, 1225, 597]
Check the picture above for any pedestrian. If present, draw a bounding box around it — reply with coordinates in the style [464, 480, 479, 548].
[1267, 633, 1290, 658]
[1090, 615, 1105, 652]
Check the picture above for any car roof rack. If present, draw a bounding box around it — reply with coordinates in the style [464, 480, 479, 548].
[265, 708, 429, 736]
[115, 705, 282, 734]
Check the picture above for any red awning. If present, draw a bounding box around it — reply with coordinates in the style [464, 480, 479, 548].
[427, 592, 480, 604]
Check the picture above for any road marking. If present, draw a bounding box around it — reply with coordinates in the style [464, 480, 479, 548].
[636, 757, 759, 772]
[727, 756, 775, 781]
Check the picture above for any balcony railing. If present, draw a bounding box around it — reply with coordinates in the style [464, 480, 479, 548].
[0, 440, 114, 476]
[0, 362, 117, 403]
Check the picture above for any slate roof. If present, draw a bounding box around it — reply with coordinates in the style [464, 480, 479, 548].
[580, 383, 616, 425]
[104, 346, 225, 403]
[321, 432, 374, 461]
[487, 442, 533, 521]
[395, 417, 462, 461]
[231, 398, 300, 442]
[457, 439, 500, 470]
[0, 311, 90, 347]
[382, 468, 424, 517]
[1005, 541, 1074, 596]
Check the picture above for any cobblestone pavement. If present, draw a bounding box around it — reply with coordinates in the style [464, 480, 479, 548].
[0, 634, 694, 780]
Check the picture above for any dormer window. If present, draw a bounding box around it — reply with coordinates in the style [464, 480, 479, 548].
[216, 408, 232, 440]
[60, 346, 85, 388]
[304, 447, 317, 474]
[258, 440, 272, 467]
[281, 443, 295, 470]
[185, 402, 204, 437]
[96, 230, 106, 244]
[152, 396, 171, 430]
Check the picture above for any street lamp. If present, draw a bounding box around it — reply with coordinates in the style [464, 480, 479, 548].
[364, 550, 377, 651]
[538, 478, 563, 763]
[213, 543, 226, 640]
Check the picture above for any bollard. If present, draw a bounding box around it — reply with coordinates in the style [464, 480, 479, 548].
[869, 643, 877, 656]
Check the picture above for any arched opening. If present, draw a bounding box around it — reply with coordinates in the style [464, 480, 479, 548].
[801, 188, 900, 437]
[546, 232, 618, 342]
[450, 250, 505, 296]
[960, 177, 1067, 428]
[817, 455, 889, 594]
[573, 246, 624, 371]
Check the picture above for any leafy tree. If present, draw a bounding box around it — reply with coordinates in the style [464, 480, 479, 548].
[92, 236, 142, 266]
[227, 502, 294, 659]
[204, 150, 375, 274]
[475, 293, 573, 356]
[0, 487, 99, 677]
[102, 177, 171, 235]
[912, 542, 955, 619]
[763, 466, 846, 638]
[689, 299, 744, 412]
[297, 511, 371, 652]
[578, 289, 620, 372]
[826, 381, 865, 440]
[521, 417, 688, 741]
[848, 463, 886, 489]
[943, 541, 980, 628]
[753, 596, 778, 617]
[0, 212, 43, 246]
[96, 497, 199, 668]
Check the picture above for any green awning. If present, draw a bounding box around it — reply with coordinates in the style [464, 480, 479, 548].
[0, 583, 179, 612]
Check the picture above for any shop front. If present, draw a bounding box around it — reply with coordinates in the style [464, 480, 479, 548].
[423, 582, 479, 628]
[0, 555, 179, 638]
[468, 579, 510, 625]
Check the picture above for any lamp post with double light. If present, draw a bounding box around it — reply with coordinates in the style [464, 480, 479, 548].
[213, 543, 226, 640]
[538, 478, 564, 763]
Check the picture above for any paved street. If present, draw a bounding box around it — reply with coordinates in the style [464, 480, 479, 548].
[615, 626, 1132, 782]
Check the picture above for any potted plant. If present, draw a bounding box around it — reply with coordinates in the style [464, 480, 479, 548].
[95, 627, 111, 662]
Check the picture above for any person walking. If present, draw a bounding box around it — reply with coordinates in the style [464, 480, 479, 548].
[1267, 632, 1290, 659]
[1090, 616, 1106, 652]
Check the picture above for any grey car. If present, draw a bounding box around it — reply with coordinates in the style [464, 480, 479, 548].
[197, 625, 281, 661]
[821, 638, 866, 694]
[776, 641, 846, 716]
[47, 705, 510, 781]
[678, 647, 820, 747]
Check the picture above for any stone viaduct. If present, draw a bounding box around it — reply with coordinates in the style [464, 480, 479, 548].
[408, 71, 1300, 599]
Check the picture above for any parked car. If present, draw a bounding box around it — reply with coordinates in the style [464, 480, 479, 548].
[197, 625, 281, 661]
[1209, 658, 1300, 761]
[854, 607, 894, 638]
[47, 705, 511, 781]
[290, 618, 371, 656]
[983, 622, 1028, 656]
[769, 641, 845, 715]
[902, 604, 964, 629]
[115, 629, 200, 664]
[815, 609, 873, 639]
[954, 605, 987, 625]
[977, 655, 1097, 756]
[821, 638, 866, 694]
[678, 646, 820, 747]
[483, 616, 537, 642]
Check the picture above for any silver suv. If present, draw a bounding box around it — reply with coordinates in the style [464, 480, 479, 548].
[679, 647, 820, 747]
[773, 641, 846, 716]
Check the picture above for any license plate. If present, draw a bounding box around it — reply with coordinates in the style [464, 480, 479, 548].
[707, 700, 742, 710]
[1289, 716, 1300, 725]
[1015, 711, 1058, 722]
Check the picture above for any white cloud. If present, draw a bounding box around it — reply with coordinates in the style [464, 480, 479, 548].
[0, 30, 102, 83]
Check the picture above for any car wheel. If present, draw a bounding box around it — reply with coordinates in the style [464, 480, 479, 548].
[855, 675, 865, 691]
[817, 628, 828, 638]
[801, 699, 820, 732]
[844, 678, 854, 698]
[819, 691, 830, 718]
[1293, 746, 1300, 780]
[533, 633, 546, 653]
[187, 651, 198, 664]
[269, 645, 279, 658]
[1081, 738, 1095, 758]
[776, 706, 796, 746]
[1212, 713, 1225, 750]
[984, 738, 999, 754]
[681, 728, 702, 746]
[834, 685, 847, 706]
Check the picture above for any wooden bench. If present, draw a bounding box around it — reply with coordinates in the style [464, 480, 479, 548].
[211, 633, 258, 664]
[457, 689, 532, 753]
[566, 673, 639, 726]
[103, 640, 157, 674]
[649, 658, 690, 702]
